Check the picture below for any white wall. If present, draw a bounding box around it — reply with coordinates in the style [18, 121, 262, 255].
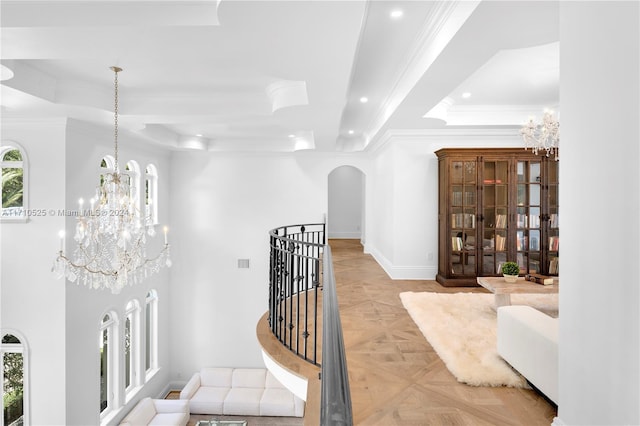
[0, 119, 67, 426]
[557, 2, 639, 424]
[63, 120, 172, 425]
[327, 165, 364, 239]
[367, 131, 522, 280]
[168, 151, 370, 381]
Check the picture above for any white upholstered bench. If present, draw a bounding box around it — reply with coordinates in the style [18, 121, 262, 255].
[180, 367, 305, 417]
[497, 305, 559, 404]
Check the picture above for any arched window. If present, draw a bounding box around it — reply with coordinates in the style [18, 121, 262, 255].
[1, 332, 28, 426]
[124, 300, 140, 397]
[124, 160, 141, 217]
[99, 312, 118, 419]
[144, 164, 158, 225]
[1, 143, 28, 221]
[144, 291, 158, 377]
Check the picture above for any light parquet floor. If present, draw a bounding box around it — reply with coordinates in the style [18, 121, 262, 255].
[329, 239, 557, 426]
[174, 239, 556, 426]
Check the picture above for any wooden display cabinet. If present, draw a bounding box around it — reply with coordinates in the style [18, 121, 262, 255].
[435, 148, 559, 287]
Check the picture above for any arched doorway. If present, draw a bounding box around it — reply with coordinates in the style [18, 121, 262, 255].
[327, 166, 365, 241]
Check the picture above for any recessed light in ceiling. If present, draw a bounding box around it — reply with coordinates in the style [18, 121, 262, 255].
[390, 10, 404, 19]
[462, 92, 471, 99]
[288, 134, 295, 138]
[359, 97, 368, 103]
[348, 130, 354, 135]
[0, 64, 14, 81]
[196, 134, 203, 137]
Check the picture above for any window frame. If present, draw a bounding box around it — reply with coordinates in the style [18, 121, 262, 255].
[144, 164, 159, 226]
[144, 290, 158, 379]
[124, 160, 141, 218]
[123, 300, 141, 400]
[1, 142, 29, 223]
[1, 330, 29, 426]
[99, 312, 119, 422]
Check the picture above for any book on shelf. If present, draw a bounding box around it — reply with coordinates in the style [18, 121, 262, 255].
[549, 236, 560, 251]
[525, 273, 554, 285]
[451, 236, 464, 251]
[495, 214, 507, 228]
[451, 213, 476, 228]
[549, 257, 559, 274]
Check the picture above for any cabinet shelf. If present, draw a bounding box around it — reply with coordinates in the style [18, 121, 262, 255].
[436, 148, 559, 287]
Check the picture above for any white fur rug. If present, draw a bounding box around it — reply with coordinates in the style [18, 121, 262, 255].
[399, 291, 558, 388]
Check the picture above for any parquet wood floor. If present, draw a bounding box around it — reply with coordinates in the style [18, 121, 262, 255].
[328, 239, 557, 425]
[174, 239, 556, 425]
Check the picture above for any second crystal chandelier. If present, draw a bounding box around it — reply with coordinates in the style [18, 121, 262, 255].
[520, 111, 560, 161]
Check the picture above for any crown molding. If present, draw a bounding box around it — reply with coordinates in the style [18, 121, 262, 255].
[368, 127, 522, 153]
[361, 0, 482, 149]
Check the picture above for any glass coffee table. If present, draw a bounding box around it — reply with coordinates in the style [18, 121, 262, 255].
[195, 420, 247, 426]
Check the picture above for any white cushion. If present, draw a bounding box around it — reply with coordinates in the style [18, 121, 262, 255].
[120, 397, 189, 426]
[153, 399, 189, 414]
[260, 388, 296, 416]
[179, 373, 200, 400]
[265, 371, 286, 389]
[497, 305, 558, 404]
[231, 368, 266, 388]
[200, 368, 233, 387]
[223, 388, 263, 415]
[120, 397, 156, 425]
[189, 387, 229, 414]
[148, 412, 189, 426]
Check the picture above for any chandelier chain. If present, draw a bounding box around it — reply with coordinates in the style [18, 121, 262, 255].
[112, 66, 120, 172]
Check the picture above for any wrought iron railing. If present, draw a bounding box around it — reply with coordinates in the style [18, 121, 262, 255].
[268, 223, 352, 425]
[268, 223, 325, 365]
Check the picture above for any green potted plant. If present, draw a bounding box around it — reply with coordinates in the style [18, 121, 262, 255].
[501, 261, 520, 283]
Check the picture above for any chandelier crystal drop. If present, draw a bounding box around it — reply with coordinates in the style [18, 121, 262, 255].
[52, 66, 171, 294]
[520, 111, 559, 161]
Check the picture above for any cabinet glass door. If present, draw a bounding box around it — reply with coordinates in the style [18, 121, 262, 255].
[516, 160, 542, 274]
[481, 160, 509, 275]
[546, 160, 559, 275]
[449, 160, 476, 277]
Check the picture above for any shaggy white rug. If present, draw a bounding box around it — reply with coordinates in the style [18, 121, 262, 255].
[399, 291, 558, 388]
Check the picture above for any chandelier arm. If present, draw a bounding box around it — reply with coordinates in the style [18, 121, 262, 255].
[57, 253, 119, 277]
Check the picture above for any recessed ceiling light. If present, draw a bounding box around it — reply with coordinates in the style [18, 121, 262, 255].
[196, 133, 203, 137]
[359, 97, 368, 103]
[390, 9, 404, 19]
[462, 92, 471, 99]
[348, 130, 354, 135]
[288, 134, 295, 138]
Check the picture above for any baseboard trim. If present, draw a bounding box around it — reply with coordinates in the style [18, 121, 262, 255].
[160, 381, 187, 398]
[368, 245, 437, 280]
[327, 232, 361, 239]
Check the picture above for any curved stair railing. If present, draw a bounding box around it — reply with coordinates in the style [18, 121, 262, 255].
[269, 223, 325, 365]
[268, 223, 353, 425]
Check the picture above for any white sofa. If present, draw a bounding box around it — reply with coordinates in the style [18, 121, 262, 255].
[119, 397, 189, 426]
[497, 305, 559, 404]
[180, 367, 305, 417]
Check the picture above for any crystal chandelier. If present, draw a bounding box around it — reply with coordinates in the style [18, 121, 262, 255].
[53, 66, 171, 294]
[520, 111, 560, 161]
